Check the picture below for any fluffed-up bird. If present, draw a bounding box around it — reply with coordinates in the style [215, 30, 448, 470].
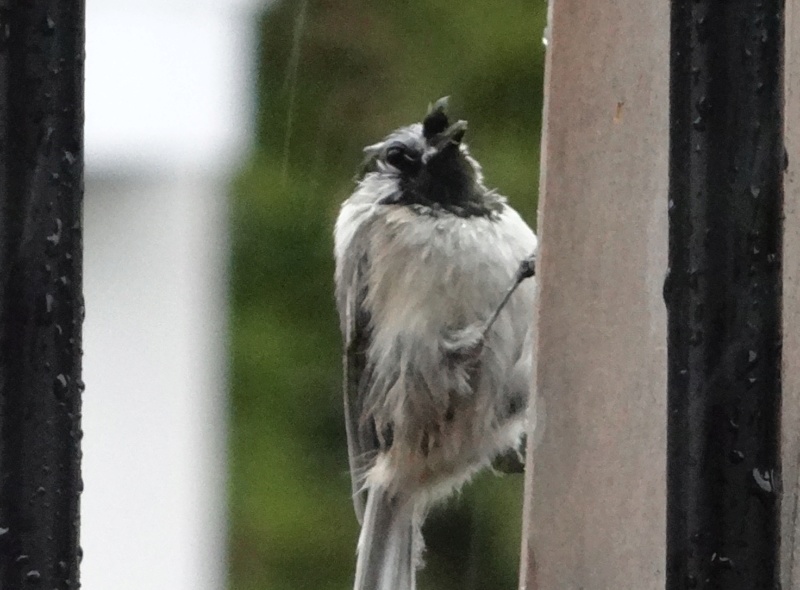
[334, 97, 537, 590]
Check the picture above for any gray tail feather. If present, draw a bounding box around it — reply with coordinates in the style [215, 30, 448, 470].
[353, 486, 418, 590]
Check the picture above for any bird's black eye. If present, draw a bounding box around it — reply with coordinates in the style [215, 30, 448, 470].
[385, 144, 421, 173]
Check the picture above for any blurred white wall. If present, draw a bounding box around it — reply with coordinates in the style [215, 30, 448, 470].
[81, 1, 265, 588]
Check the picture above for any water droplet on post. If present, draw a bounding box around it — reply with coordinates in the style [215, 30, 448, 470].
[752, 468, 774, 494]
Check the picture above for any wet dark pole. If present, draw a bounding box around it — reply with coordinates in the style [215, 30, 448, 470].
[667, 1, 784, 588]
[0, 1, 85, 588]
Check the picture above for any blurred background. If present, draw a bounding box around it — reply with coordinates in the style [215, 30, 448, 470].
[81, 1, 546, 589]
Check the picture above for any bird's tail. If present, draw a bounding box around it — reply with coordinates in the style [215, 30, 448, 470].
[353, 486, 419, 590]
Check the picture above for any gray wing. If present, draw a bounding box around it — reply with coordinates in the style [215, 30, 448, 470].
[335, 220, 378, 524]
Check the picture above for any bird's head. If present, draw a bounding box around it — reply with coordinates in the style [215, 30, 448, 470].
[357, 98, 503, 217]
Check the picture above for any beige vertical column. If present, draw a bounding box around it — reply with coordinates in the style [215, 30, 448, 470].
[781, 0, 800, 586]
[519, 2, 669, 589]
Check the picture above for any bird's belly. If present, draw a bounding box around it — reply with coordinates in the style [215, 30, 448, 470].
[366, 210, 520, 338]
[362, 210, 530, 496]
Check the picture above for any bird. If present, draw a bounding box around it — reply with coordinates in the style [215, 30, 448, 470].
[334, 97, 537, 590]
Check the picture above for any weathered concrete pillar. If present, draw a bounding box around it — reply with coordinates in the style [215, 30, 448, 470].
[519, 1, 669, 588]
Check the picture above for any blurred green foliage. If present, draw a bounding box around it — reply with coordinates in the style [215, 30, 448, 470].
[228, 1, 546, 588]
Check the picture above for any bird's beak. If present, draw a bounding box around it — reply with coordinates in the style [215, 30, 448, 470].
[430, 120, 468, 151]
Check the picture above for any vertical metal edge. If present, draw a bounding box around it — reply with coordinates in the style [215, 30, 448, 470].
[666, 1, 784, 588]
[0, 1, 86, 588]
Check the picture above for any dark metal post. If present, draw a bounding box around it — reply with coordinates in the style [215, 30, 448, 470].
[667, 1, 784, 588]
[0, 1, 85, 588]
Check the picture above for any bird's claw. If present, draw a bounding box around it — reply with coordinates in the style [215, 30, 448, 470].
[516, 252, 537, 282]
